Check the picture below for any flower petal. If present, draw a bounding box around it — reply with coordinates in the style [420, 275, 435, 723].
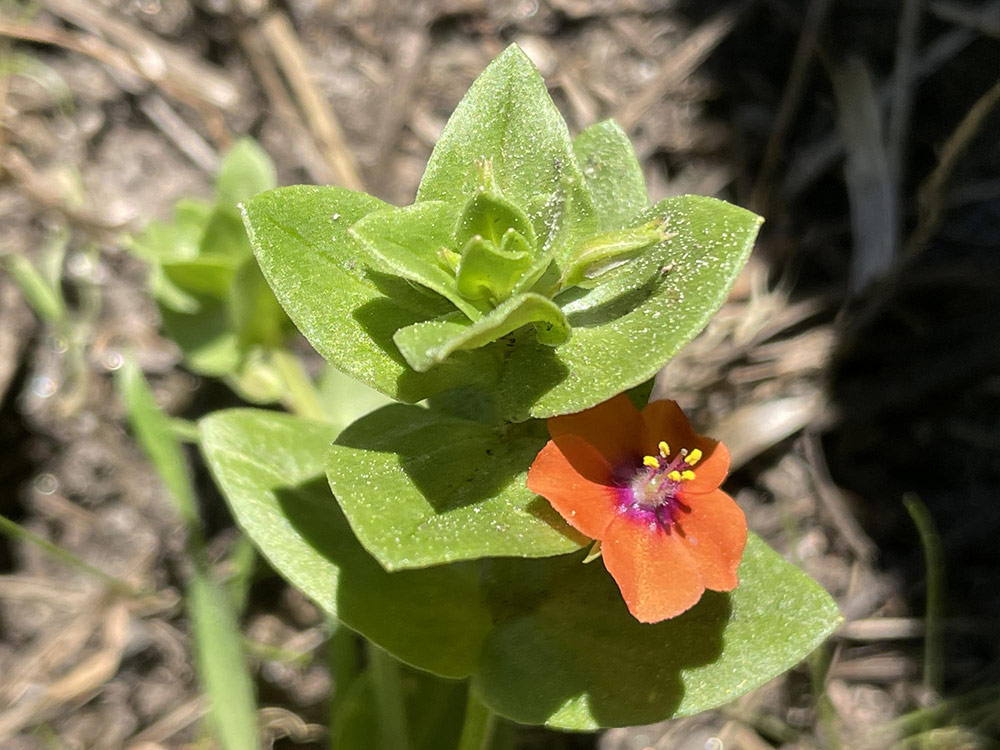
[549, 393, 643, 468]
[640, 399, 729, 493]
[527, 435, 619, 539]
[675, 488, 747, 591]
[601, 514, 705, 623]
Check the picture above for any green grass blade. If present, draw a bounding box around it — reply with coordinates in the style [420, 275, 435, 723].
[116, 354, 199, 527]
[189, 568, 261, 750]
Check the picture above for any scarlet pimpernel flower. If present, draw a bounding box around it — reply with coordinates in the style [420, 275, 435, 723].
[527, 394, 747, 623]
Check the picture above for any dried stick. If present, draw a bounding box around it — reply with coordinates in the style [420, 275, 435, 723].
[261, 12, 365, 191]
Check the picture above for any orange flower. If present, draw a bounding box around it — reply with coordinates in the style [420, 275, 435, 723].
[527, 394, 747, 623]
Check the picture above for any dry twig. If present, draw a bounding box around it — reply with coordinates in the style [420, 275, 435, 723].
[261, 11, 365, 191]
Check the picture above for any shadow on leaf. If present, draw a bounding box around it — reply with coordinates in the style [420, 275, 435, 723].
[273, 476, 491, 678]
[476, 550, 730, 727]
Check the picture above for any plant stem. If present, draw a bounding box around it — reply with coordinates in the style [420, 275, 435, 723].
[271, 348, 326, 421]
[0, 513, 145, 598]
[368, 642, 411, 750]
[457, 688, 497, 750]
[903, 493, 945, 696]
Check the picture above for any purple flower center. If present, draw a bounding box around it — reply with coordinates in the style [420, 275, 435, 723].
[612, 445, 699, 531]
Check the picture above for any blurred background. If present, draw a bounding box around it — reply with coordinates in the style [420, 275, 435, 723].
[1, 0, 999, 748]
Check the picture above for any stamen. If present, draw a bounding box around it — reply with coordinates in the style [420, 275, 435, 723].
[687, 448, 703, 465]
[680, 470, 696, 481]
[658, 441, 670, 458]
[643, 455, 661, 469]
[667, 470, 682, 481]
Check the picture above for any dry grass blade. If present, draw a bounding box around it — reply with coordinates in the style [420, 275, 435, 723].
[0, 144, 134, 229]
[751, 0, 835, 212]
[371, 26, 429, 193]
[239, 25, 336, 185]
[0, 601, 129, 741]
[615, 7, 739, 131]
[138, 95, 220, 174]
[803, 432, 878, 562]
[711, 391, 825, 470]
[261, 11, 365, 191]
[781, 19, 986, 199]
[930, 1, 1000, 35]
[126, 698, 207, 749]
[830, 56, 898, 293]
[837, 618, 925, 641]
[907, 77, 1000, 255]
[40, 0, 239, 111]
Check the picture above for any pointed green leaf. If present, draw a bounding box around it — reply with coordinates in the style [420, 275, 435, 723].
[474, 534, 841, 730]
[129, 198, 212, 264]
[159, 296, 241, 376]
[244, 186, 497, 403]
[328, 403, 584, 570]
[417, 44, 595, 252]
[394, 293, 569, 373]
[230, 259, 290, 349]
[216, 138, 277, 207]
[454, 191, 536, 249]
[200, 204, 252, 260]
[497, 195, 762, 419]
[160, 256, 239, 301]
[350, 200, 483, 320]
[200, 409, 492, 677]
[559, 221, 667, 289]
[455, 232, 532, 302]
[573, 120, 648, 231]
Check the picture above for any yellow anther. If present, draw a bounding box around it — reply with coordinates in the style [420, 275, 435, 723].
[680, 470, 696, 481]
[667, 470, 682, 481]
[643, 455, 660, 469]
[687, 448, 703, 466]
[658, 441, 670, 458]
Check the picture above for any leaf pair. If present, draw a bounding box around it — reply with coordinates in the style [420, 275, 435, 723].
[245, 46, 762, 419]
[201, 408, 842, 730]
[129, 139, 292, 402]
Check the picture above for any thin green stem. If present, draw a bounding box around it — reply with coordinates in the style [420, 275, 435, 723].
[0, 513, 145, 598]
[270, 348, 326, 421]
[367, 642, 411, 750]
[457, 688, 497, 750]
[903, 493, 945, 696]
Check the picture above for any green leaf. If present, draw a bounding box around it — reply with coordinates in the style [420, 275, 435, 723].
[327, 403, 584, 571]
[199, 408, 492, 678]
[474, 534, 841, 730]
[350, 201, 484, 320]
[230, 259, 289, 349]
[394, 293, 569, 373]
[499, 195, 763, 419]
[160, 256, 239, 302]
[455, 232, 532, 302]
[200, 204, 251, 260]
[159, 296, 241, 376]
[217, 138, 277, 207]
[417, 45, 595, 251]
[317, 366, 394, 437]
[129, 198, 212, 264]
[116, 354, 198, 526]
[227, 347, 287, 404]
[454, 191, 536, 249]
[559, 221, 666, 289]
[573, 120, 648, 231]
[244, 186, 497, 403]
[188, 568, 261, 750]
